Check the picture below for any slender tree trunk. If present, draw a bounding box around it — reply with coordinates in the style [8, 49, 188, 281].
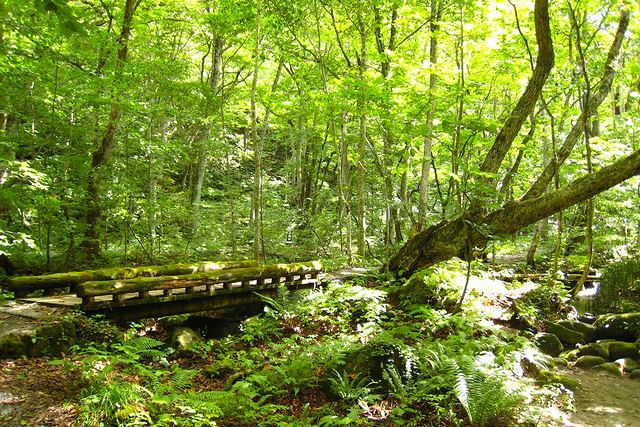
[418, 0, 441, 231]
[82, 0, 138, 260]
[355, 6, 367, 259]
[251, 0, 263, 262]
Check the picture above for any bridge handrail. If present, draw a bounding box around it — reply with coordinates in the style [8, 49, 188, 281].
[76, 261, 322, 306]
[4, 259, 259, 296]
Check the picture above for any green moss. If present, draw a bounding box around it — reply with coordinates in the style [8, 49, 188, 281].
[535, 369, 580, 391]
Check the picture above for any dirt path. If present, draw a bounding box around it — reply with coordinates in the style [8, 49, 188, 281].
[0, 358, 82, 426]
[562, 367, 640, 427]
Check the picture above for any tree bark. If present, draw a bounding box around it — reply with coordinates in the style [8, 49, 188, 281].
[418, 0, 441, 231]
[251, 0, 263, 261]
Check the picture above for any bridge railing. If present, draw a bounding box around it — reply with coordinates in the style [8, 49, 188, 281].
[75, 261, 322, 310]
[3, 260, 259, 297]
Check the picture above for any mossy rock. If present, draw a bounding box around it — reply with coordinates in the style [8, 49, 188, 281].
[613, 358, 640, 373]
[594, 362, 624, 376]
[0, 317, 77, 358]
[0, 333, 31, 358]
[594, 313, 640, 341]
[31, 318, 76, 356]
[534, 332, 564, 357]
[629, 369, 640, 379]
[608, 341, 639, 361]
[553, 357, 568, 367]
[557, 320, 597, 343]
[560, 349, 581, 362]
[347, 335, 417, 388]
[577, 342, 609, 360]
[546, 322, 585, 346]
[574, 355, 607, 369]
[535, 369, 580, 390]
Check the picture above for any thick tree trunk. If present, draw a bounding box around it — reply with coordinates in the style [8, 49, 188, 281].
[389, 149, 640, 276]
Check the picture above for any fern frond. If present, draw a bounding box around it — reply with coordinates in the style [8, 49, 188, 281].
[123, 336, 164, 351]
[172, 368, 198, 391]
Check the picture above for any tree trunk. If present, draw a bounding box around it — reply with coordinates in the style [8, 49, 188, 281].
[388, 148, 640, 276]
[355, 6, 368, 259]
[251, 0, 263, 261]
[418, 0, 441, 231]
[82, 0, 138, 259]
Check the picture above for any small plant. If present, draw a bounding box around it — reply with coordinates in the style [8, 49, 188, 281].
[425, 349, 525, 426]
[327, 370, 376, 402]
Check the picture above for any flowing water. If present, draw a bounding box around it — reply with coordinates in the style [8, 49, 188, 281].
[572, 281, 600, 318]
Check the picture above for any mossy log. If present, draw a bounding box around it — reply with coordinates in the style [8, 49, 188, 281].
[5, 259, 258, 293]
[77, 261, 322, 298]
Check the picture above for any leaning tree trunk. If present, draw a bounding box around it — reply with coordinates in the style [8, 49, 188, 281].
[389, 148, 640, 276]
[387, 4, 631, 277]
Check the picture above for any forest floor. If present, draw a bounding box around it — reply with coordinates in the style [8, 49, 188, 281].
[1, 268, 640, 426]
[563, 367, 640, 427]
[2, 356, 640, 426]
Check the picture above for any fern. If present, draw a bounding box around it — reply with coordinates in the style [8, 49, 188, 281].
[433, 353, 523, 426]
[118, 336, 166, 360]
[171, 367, 199, 391]
[328, 370, 376, 402]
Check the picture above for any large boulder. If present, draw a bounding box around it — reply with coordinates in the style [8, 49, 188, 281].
[577, 342, 609, 360]
[546, 322, 586, 346]
[607, 341, 639, 361]
[594, 313, 640, 341]
[534, 333, 564, 357]
[574, 355, 607, 369]
[629, 369, 640, 379]
[557, 320, 597, 343]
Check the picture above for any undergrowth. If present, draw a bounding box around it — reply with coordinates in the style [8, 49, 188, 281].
[54, 261, 572, 426]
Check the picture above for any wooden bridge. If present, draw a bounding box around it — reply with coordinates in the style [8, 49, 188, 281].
[2, 261, 323, 320]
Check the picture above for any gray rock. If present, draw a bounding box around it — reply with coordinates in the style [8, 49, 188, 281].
[629, 369, 640, 379]
[575, 355, 607, 368]
[169, 326, 203, 353]
[594, 313, 640, 341]
[557, 320, 597, 343]
[546, 322, 586, 346]
[535, 332, 564, 357]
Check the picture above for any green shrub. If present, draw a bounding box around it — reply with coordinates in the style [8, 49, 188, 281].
[594, 258, 640, 313]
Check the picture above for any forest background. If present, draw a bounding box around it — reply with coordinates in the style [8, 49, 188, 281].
[1, 0, 639, 273]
